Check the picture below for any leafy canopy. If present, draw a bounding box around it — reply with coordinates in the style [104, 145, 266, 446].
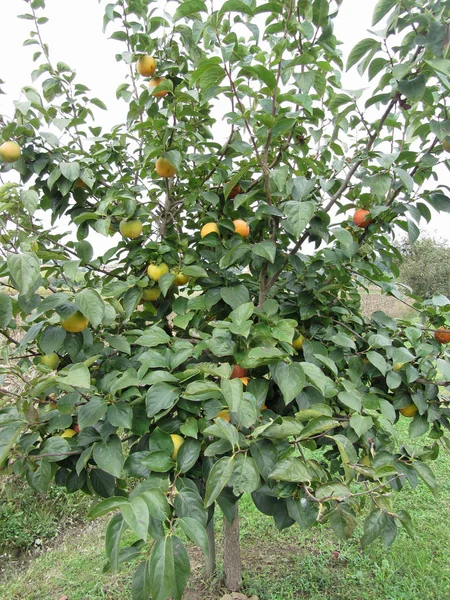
[1, 0, 450, 598]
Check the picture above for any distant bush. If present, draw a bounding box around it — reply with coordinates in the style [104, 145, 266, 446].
[0, 477, 89, 555]
[395, 236, 450, 299]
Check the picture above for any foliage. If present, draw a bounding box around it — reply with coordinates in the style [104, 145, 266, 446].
[1, 0, 450, 598]
[395, 236, 450, 299]
[0, 477, 88, 553]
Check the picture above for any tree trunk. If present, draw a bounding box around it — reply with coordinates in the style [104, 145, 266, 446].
[223, 503, 242, 591]
[205, 517, 216, 578]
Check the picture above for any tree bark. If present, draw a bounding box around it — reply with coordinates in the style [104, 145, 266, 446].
[223, 504, 242, 591]
[205, 517, 216, 578]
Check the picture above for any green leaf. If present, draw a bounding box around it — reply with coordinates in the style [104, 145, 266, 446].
[7, 252, 40, 296]
[104, 333, 131, 355]
[347, 38, 381, 71]
[361, 509, 387, 548]
[287, 496, 318, 530]
[75, 288, 105, 327]
[366, 351, 387, 375]
[146, 383, 179, 418]
[39, 325, 66, 354]
[252, 240, 276, 263]
[239, 65, 276, 90]
[298, 416, 339, 440]
[228, 453, 260, 495]
[60, 161, 80, 181]
[149, 537, 175, 600]
[177, 438, 201, 473]
[412, 461, 438, 496]
[220, 0, 254, 16]
[93, 436, 124, 478]
[21, 189, 39, 214]
[271, 362, 305, 404]
[174, 0, 207, 21]
[122, 497, 149, 541]
[105, 514, 128, 571]
[0, 293, 13, 328]
[221, 285, 249, 309]
[0, 424, 23, 468]
[204, 456, 235, 507]
[136, 326, 171, 347]
[141, 489, 171, 521]
[88, 496, 128, 519]
[372, 0, 397, 26]
[315, 482, 351, 501]
[132, 560, 151, 600]
[338, 391, 361, 412]
[269, 457, 311, 483]
[78, 397, 108, 429]
[283, 200, 315, 238]
[171, 536, 190, 600]
[219, 244, 250, 269]
[141, 451, 174, 472]
[178, 517, 209, 556]
[56, 363, 90, 389]
[331, 333, 356, 349]
[349, 414, 373, 437]
[221, 377, 243, 412]
[398, 74, 426, 102]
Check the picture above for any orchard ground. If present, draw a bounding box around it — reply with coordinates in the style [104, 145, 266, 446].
[1, 419, 449, 600]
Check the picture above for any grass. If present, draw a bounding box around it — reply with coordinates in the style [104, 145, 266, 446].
[1, 419, 449, 600]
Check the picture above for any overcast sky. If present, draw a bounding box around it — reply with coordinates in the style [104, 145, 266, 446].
[1, 0, 449, 248]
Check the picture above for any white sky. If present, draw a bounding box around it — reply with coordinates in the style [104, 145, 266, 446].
[1, 0, 449, 249]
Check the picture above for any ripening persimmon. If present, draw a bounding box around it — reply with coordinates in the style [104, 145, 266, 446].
[0, 141, 21, 163]
[147, 263, 169, 281]
[227, 183, 242, 199]
[61, 311, 89, 333]
[231, 364, 246, 379]
[155, 157, 177, 178]
[119, 220, 143, 239]
[142, 287, 161, 301]
[137, 55, 156, 77]
[353, 208, 372, 228]
[40, 353, 60, 370]
[399, 404, 418, 417]
[200, 222, 219, 238]
[172, 271, 190, 286]
[233, 219, 250, 237]
[216, 409, 231, 422]
[170, 434, 184, 459]
[434, 329, 450, 344]
[149, 77, 168, 98]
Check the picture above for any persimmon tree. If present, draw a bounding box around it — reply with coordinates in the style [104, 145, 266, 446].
[1, 0, 450, 597]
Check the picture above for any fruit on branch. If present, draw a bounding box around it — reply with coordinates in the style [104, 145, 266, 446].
[393, 362, 404, 372]
[61, 428, 76, 438]
[172, 271, 190, 286]
[227, 183, 242, 199]
[353, 208, 372, 228]
[434, 329, 450, 344]
[233, 219, 250, 237]
[170, 434, 184, 459]
[61, 311, 89, 333]
[73, 423, 80, 433]
[149, 77, 168, 98]
[0, 141, 21, 163]
[74, 178, 88, 189]
[40, 353, 60, 370]
[216, 409, 231, 422]
[155, 157, 176, 177]
[230, 364, 246, 379]
[292, 333, 305, 350]
[119, 219, 143, 239]
[147, 263, 169, 281]
[142, 287, 161, 301]
[399, 404, 418, 417]
[200, 222, 219, 238]
[137, 55, 156, 77]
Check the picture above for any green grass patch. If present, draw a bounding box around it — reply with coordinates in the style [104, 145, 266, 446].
[1, 420, 449, 600]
